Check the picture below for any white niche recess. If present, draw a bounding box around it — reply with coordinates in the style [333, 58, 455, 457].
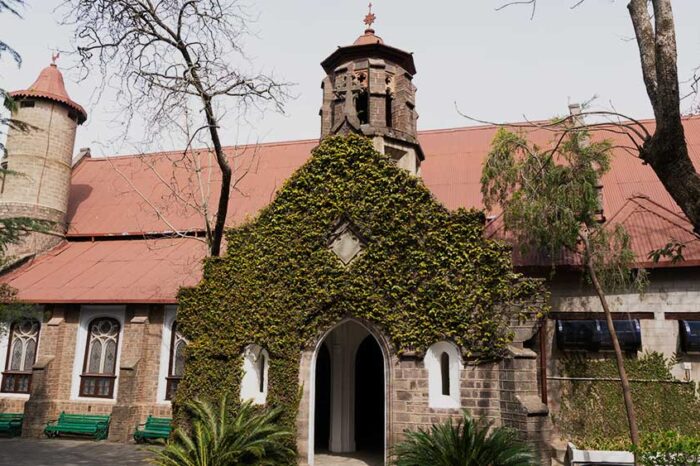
[425, 341, 462, 409]
[240, 344, 269, 405]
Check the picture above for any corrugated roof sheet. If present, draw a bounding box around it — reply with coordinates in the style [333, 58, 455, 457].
[65, 117, 700, 236]
[2, 238, 205, 303]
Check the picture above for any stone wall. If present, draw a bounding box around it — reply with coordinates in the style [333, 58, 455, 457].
[296, 317, 551, 466]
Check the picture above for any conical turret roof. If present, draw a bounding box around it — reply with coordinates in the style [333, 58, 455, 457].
[10, 63, 87, 123]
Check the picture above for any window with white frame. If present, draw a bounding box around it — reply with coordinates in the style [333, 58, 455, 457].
[165, 321, 187, 400]
[1, 319, 40, 394]
[79, 317, 120, 398]
[425, 341, 461, 409]
[240, 344, 269, 405]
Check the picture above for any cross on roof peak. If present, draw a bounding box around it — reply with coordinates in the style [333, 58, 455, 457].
[364, 3, 376, 30]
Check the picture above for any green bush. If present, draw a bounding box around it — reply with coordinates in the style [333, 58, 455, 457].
[150, 396, 294, 466]
[556, 352, 700, 450]
[634, 431, 700, 466]
[392, 411, 537, 466]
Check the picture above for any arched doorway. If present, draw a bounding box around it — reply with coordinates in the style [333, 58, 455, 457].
[312, 320, 386, 465]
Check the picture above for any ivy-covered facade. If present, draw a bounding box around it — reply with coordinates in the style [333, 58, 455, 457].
[176, 24, 551, 465]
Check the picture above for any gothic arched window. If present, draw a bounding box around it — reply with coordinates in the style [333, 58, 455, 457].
[240, 344, 269, 405]
[80, 317, 120, 398]
[425, 341, 461, 409]
[1, 319, 40, 393]
[166, 322, 187, 400]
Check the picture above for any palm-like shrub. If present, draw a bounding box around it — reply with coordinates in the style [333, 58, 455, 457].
[393, 411, 537, 466]
[150, 396, 294, 466]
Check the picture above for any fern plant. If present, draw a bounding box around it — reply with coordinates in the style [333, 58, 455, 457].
[150, 396, 294, 466]
[392, 411, 536, 466]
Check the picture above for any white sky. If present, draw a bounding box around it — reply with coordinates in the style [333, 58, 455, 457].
[1, 0, 700, 157]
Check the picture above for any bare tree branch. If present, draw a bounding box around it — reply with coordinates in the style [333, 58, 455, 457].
[60, 0, 290, 256]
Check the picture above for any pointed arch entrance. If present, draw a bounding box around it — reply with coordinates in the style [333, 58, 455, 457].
[309, 319, 386, 465]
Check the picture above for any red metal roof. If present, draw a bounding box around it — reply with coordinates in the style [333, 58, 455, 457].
[66, 139, 318, 237]
[606, 195, 700, 268]
[10, 63, 87, 123]
[70, 119, 696, 236]
[5, 116, 700, 303]
[2, 238, 205, 303]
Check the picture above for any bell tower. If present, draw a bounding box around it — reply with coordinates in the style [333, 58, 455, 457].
[0, 57, 87, 259]
[320, 4, 424, 174]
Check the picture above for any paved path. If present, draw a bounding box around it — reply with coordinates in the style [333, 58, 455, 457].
[0, 438, 155, 465]
[315, 452, 384, 466]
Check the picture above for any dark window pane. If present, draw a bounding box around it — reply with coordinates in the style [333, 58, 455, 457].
[23, 340, 36, 372]
[440, 352, 450, 396]
[259, 354, 266, 393]
[173, 340, 185, 377]
[104, 340, 117, 374]
[9, 341, 22, 371]
[88, 340, 102, 373]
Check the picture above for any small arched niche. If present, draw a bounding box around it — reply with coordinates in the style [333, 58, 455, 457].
[240, 344, 269, 405]
[424, 341, 462, 409]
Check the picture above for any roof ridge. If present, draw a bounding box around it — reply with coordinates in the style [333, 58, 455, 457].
[88, 137, 320, 161]
[602, 196, 642, 227]
[628, 195, 700, 238]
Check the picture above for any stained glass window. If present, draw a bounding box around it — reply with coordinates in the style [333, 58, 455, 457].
[80, 317, 120, 398]
[1, 319, 40, 394]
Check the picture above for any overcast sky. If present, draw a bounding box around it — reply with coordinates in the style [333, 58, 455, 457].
[1, 0, 700, 157]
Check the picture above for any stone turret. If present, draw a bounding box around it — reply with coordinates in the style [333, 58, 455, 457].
[0, 59, 87, 259]
[320, 6, 423, 174]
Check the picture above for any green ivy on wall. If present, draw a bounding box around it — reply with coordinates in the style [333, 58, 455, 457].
[557, 352, 700, 450]
[175, 134, 548, 447]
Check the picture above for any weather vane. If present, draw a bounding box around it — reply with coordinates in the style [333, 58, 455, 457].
[51, 52, 60, 64]
[364, 2, 376, 29]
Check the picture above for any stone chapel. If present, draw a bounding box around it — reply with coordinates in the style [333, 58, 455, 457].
[2, 9, 700, 466]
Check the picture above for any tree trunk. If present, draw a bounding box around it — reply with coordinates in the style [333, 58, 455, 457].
[202, 98, 230, 257]
[176, 42, 232, 257]
[641, 129, 700, 234]
[628, 0, 700, 233]
[583, 236, 640, 451]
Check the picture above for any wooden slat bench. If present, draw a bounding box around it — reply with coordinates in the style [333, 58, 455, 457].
[44, 412, 110, 440]
[133, 416, 172, 443]
[0, 413, 23, 437]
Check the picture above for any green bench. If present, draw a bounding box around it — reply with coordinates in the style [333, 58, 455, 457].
[44, 412, 110, 440]
[0, 413, 23, 437]
[133, 416, 172, 443]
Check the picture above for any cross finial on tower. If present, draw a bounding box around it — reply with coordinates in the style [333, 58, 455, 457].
[364, 3, 376, 30]
[51, 52, 60, 65]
